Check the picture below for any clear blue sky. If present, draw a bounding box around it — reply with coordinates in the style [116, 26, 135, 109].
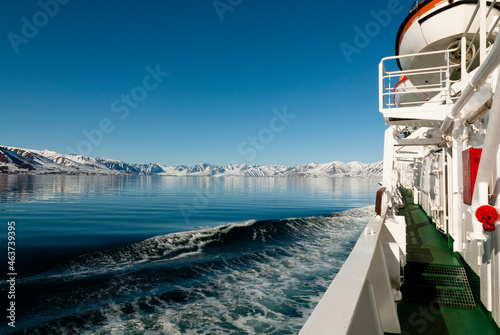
[0, 0, 410, 166]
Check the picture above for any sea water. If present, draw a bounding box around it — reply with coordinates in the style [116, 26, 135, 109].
[0, 175, 379, 334]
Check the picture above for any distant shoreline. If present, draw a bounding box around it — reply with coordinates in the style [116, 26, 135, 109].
[0, 145, 382, 177]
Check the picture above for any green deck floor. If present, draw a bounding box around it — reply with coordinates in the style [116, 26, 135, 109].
[392, 190, 500, 335]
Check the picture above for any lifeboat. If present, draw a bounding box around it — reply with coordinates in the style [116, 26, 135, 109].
[396, 0, 500, 87]
[393, 75, 430, 107]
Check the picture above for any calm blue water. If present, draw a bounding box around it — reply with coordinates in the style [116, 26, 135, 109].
[0, 175, 378, 334]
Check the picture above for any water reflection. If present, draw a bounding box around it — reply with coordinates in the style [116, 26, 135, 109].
[0, 175, 380, 277]
[0, 175, 380, 204]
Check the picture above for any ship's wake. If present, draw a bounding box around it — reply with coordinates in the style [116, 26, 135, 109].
[4, 206, 373, 335]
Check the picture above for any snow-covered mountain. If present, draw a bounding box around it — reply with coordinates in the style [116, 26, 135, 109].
[0, 145, 382, 177]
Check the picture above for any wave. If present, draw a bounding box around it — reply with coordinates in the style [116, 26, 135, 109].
[40, 206, 370, 279]
[5, 206, 374, 335]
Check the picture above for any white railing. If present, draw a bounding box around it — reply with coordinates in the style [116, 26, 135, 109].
[379, 47, 461, 111]
[299, 189, 406, 335]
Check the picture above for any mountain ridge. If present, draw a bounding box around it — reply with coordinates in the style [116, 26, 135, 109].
[0, 145, 382, 177]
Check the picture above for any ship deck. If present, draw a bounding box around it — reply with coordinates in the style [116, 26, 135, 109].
[391, 190, 500, 335]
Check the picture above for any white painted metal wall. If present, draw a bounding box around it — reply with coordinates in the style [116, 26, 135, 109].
[408, 130, 500, 324]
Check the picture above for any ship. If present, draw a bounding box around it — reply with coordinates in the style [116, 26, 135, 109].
[300, 1, 500, 334]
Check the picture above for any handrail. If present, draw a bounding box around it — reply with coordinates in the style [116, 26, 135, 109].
[379, 46, 460, 110]
[299, 219, 400, 334]
[380, 45, 460, 63]
[300, 188, 406, 335]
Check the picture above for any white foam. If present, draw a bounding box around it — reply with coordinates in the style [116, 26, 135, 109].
[77, 207, 374, 334]
[44, 219, 259, 278]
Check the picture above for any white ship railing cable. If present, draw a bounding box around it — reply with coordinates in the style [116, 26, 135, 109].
[299, 188, 406, 335]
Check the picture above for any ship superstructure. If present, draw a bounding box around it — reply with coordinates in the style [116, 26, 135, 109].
[301, 1, 500, 333]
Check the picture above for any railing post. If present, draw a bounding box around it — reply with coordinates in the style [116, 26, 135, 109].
[444, 55, 450, 103]
[480, 0, 487, 64]
[461, 37, 468, 81]
[379, 61, 385, 111]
